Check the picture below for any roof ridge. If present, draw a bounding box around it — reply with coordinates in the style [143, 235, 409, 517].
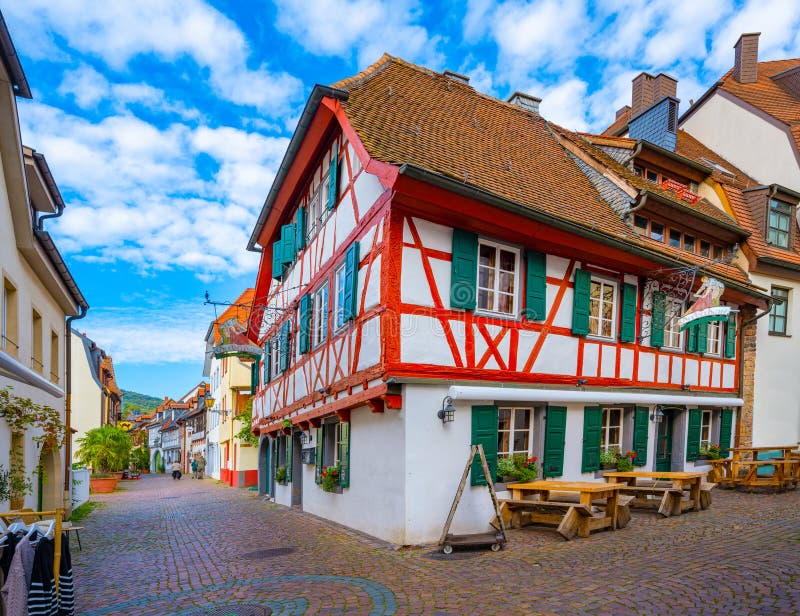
[331, 53, 395, 90]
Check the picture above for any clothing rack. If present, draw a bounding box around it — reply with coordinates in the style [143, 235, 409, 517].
[0, 508, 63, 591]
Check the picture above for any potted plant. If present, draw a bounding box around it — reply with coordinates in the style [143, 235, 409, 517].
[0, 462, 33, 510]
[699, 444, 722, 460]
[281, 418, 292, 435]
[600, 447, 620, 470]
[320, 465, 341, 492]
[275, 465, 287, 484]
[75, 424, 133, 493]
[496, 454, 538, 483]
[131, 445, 150, 473]
[616, 451, 637, 472]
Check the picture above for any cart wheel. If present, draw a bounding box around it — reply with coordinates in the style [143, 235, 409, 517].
[442, 544, 453, 555]
[490, 543, 502, 552]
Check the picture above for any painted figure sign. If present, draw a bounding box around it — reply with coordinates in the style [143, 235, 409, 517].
[678, 276, 731, 331]
[213, 317, 262, 358]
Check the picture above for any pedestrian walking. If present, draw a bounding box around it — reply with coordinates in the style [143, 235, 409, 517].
[171, 460, 181, 480]
[191, 458, 198, 479]
[197, 456, 206, 480]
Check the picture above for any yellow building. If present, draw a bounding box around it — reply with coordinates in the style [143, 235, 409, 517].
[0, 16, 88, 512]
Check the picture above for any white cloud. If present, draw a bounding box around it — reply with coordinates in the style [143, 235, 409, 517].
[538, 79, 590, 132]
[4, 0, 302, 113]
[274, 0, 443, 68]
[80, 303, 211, 364]
[19, 102, 284, 279]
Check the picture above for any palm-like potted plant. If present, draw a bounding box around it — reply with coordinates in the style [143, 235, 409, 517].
[76, 425, 133, 493]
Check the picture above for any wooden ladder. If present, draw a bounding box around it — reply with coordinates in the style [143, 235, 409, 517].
[438, 444, 506, 549]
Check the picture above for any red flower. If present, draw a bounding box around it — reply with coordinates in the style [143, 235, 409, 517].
[333, 470, 339, 476]
[629, 451, 637, 459]
[322, 471, 327, 477]
[528, 457, 538, 463]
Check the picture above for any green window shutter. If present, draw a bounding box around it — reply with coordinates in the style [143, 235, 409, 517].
[343, 242, 360, 321]
[632, 407, 649, 466]
[524, 250, 547, 320]
[470, 405, 498, 486]
[581, 407, 602, 473]
[543, 407, 567, 477]
[719, 408, 734, 458]
[286, 434, 293, 483]
[296, 207, 307, 250]
[686, 323, 698, 353]
[263, 340, 271, 382]
[281, 224, 296, 265]
[298, 294, 311, 354]
[724, 314, 737, 358]
[327, 151, 339, 210]
[572, 269, 591, 335]
[279, 321, 290, 372]
[697, 323, 708, 355]
[650, 291, 666, 348]
[250, 362, 258, 395]
[338, 421, 350, 488]
[686, 408, 701, 461]
[315, 427, 323, 484]
[450, 229, 478, 310]
[619, 283, 638, 343]
[272, 241, 283, 279]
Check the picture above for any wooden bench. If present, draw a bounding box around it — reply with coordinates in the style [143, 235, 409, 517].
[699, 482, 717, 510]
[498, 499, 613, 540]
[546, 491, 634, 529]
[617, 486, 686, 517]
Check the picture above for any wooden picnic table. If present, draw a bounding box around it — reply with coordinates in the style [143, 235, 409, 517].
[504, 481, 623, 538]
[708, 457, 799, 490]
[603, 471, 707, 515]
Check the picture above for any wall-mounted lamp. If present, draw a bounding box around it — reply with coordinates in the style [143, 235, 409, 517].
[437, 396, 455, 424]
[650, 405, 665, 424]
[204, 396, 215, 409]
[576, 379, 588, 388]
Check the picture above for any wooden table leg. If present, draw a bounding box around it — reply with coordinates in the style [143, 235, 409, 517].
[606, 490, 618, 531]
[689, 478, 701, 511]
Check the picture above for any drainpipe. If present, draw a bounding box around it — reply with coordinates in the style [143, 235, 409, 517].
[65, 306, 88, 510]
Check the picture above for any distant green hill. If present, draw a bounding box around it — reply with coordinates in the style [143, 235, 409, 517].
[122, 390, 162, 416]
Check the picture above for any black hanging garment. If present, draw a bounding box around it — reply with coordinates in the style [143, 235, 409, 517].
[0, 534, 19, 579]
[57, 533, 74, 616]
[27, 536, 57, 616]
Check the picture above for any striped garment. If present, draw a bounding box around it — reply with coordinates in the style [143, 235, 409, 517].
[27, 536, 57, 616]
[57, 533, 74, 616]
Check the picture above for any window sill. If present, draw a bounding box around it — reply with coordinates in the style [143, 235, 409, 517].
[473, 309, 520, 322]
[319, 485, 343, 494]
[585, 334, 616, 343]
[768, 331, 791, 338]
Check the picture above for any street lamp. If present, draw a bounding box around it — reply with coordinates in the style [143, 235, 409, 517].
[204, 396, 215, 409]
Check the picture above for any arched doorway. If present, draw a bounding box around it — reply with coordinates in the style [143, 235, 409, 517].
[36, 446, 61, 511]
[153, 450, 162, 473]
[258, 437, 271, 496]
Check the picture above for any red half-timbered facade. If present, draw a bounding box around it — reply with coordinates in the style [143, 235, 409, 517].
[246, 55, 770, 544]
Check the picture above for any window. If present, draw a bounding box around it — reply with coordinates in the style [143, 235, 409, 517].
[477, 240, 520, 316]
[334, 422, 344, 466]
[270, 337, 280, 379]
[50, 330, 59, 383]
[699, 240, 711, 258]
[663, 299, 684, 349]
[700, 410, 712, 449]
[312, 283, 329, 347]
[322, 420, 343, 466]
[633, 165, 643, 177]
[634, 215, 648, 234]
[707, 321, 723, 355]
[683, 234, 695, 253]
[650, 222, 664, 242]
[646, 169, 659, 183]
[334, 263, 347, 329]
[600, 408, 623, 453]
[589, 278, 617, 339]
[31, 309, 42, 373]
[713, 245, 723, 260]
[768, 199, 792, 249]
[306, 186, 324, 242]
[669, 229, 682, 248]
[497, 408, 532, 458]
[769, 287, 789, 335]
[2, 277, 18, 358]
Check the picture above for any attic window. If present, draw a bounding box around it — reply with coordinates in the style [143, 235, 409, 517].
[699, 157, 736, 178]
[768, 198, 792, 249]
[667, 100, 677, 132]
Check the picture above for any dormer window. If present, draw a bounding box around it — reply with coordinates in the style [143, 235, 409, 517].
[768, 198, 792, 249]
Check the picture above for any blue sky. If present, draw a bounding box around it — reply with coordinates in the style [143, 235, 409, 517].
[4, 0, 800, 399]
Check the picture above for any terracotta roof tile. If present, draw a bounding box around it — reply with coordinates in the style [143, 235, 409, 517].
[602, 108, 631, 136]
[213, 288, 255, 344]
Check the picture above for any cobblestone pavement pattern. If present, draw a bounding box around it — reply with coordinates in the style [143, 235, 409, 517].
[75, 475, 800, 615]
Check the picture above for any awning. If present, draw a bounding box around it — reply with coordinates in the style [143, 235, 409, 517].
[448, 386, 743, 407]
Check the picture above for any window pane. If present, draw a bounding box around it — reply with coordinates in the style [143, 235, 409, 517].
[602, 319, 612, 338]
[478, 267, 493, 288]
[634, 216, 648, 233]
[650, 222, 664, 242]
[479, 244, 496, 267]
[590, 281, 600, 300]
[478, 290, 492, 311]
[512, 430, 529, 453]
[498, 432, 510, 455]
[684, 235, 695, 252]
[713, 245, 723, 260]
[700, 241, 710, 257]
[646, 169, 658, 183]
[499, 250, 516, 272]
[498, 293, 513, 315]
[602, 284, 614, 303]
[498, 408, 511, 431]
[669, 229, 681, 248]
[514, 408, 530, 428]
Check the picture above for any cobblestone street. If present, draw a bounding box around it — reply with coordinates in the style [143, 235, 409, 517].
[74, 475, 800, 615]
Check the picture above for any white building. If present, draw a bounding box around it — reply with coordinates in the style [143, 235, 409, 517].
[679, 33, 800, 447]
[246, 56, 769, 544]
[0, 17, 88, 512]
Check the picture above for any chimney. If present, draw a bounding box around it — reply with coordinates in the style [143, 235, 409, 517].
[631, 72, 655, 118]
[507, 91, 541, 115]
[443, 69, 470, 85]
[652, 73, 677, 102]
[734, 33, 760, 84]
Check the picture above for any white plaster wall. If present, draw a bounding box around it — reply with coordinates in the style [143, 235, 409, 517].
[300, 404, 407, 544]
[750, 272, 800, 446]
[682, 94, 800, 193]
[70, 333, 102, 462]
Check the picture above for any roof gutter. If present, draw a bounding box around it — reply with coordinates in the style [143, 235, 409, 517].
[32, 228, 89, 312]
[33, 151, 66, 230]
[0, 13, 31, 99]
[247, 84, 349, 252]
[397, 163, 771, 304]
